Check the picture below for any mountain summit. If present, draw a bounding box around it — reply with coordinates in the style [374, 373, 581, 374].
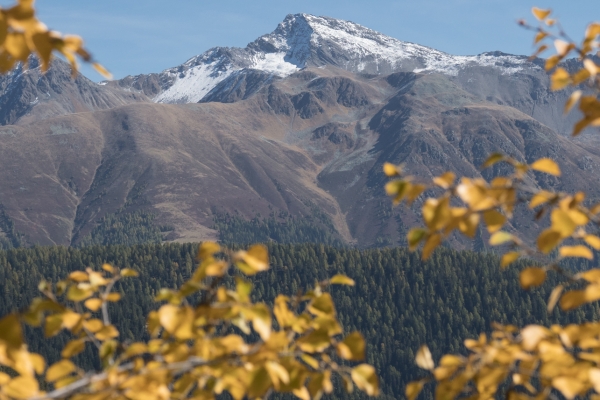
[111, 14, 540, 104]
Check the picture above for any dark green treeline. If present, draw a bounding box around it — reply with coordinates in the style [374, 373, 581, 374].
[0, 243, 597, 399]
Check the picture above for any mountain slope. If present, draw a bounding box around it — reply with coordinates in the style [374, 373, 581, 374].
[0, 93, 355, 246]
[0, 58, 148, 126]
[1, 64, 599, 247]
[0, 14, 598, 247]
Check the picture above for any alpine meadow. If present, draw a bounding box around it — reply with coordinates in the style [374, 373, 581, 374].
[0, 1, 600, 400]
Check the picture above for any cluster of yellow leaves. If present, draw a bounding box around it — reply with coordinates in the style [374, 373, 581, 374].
[407, 322, 600, 400]
[385, 150, 600, 312]
[523, 7, 600, 135]
[0, 0, 109, 77]
[0, 242, 378, 400]
[391, 8, 600, 400]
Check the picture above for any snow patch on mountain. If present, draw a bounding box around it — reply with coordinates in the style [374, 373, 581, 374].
[153, 51, 299, 104]
[154, 62, 234, 104]
[298, 14, 533, 76]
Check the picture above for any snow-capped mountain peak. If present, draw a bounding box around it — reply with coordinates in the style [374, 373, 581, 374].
[114, 13, 540, 104]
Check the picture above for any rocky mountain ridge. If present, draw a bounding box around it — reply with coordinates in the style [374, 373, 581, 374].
[109, 14, 542, 104]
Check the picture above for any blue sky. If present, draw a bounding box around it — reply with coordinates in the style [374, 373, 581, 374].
[27, 0, 598, 81]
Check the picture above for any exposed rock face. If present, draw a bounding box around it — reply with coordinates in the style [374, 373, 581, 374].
[0, 58, 148, 126]
[0, 14, 598, 248]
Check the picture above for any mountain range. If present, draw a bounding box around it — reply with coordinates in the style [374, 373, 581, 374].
[0, 13, 598, 248]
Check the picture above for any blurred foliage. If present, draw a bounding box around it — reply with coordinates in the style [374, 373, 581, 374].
[385, 9, 600, 399]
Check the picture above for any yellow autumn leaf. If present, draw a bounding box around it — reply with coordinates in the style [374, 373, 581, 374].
[534, 31, 548, 44]
[406, 381, 424, 400]
[583, 58, 599, 77]
[483, 210, 506, 233]
[67, 286, 93, 302]
[551, 68, 571, 91]
[3, 376, 40, 399]
[532, 7, 551, 20]
[489, 231, 513, 246]
[529, 190, 554, 208]
[84, 298, 102, 311]
[297, 329, 331, 353]
[589, 368, 600, 393]
[543, 53, 559, 69]
[68, 271, 89, 282]
[300, 354, 319, 369]
[554, 39, 573, 56]
[433, 172, 455, 189]
[83, 318, 103, 333]
[547, 285, 564, 312]
[559, 245, 593, 260]
[0, 313, 23, 348]
[330, 274, 355, 286]
[385, 179, 406, 197]
[351, 364, 380, 396]
[560, 290, 586, 310]
[551, 209, 577, 238]
[61, 339, 85, 358]
[249, 303, 272, 340]
[248, 367, 272, 398]
[0, 372, 10, 385]
[458, 213, 480, 238]
[520, 267, 546, 290]
[336, 332, 366, 361]
[585, 235, 600, 250]
[308, 293, 335, 317]
[29, 352, 45, 375]
[552, 376, 586, 400]
[530, 158, 561, 176]
[292, 386, 310, 400]
[235, 244, 269, 275]
[198, 241, 220, 260]
[564, 90, 582, 114]
[94, 325, 119, 340]
[585, 284, 600, 304]
[204, 260, 228, 277]
[92, 62, 112, 79]
[422, 233, 441, 260]
[101, 263, 115, 273]
[501, 251, 520, 269]
[383, 162, 399, 176]
[482, 152, 504, 168]
[120, 268, 139, 277]
[415, 344, 434, 370]
[579, 269, 600, 283]
[407, 228, 427, 251]
[520, 325, 550, 351]
[537, 229, 562, 254]
[46, 359, 76, 382]
[265, 361, 290, 389]
[105, 293, 121, 302]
